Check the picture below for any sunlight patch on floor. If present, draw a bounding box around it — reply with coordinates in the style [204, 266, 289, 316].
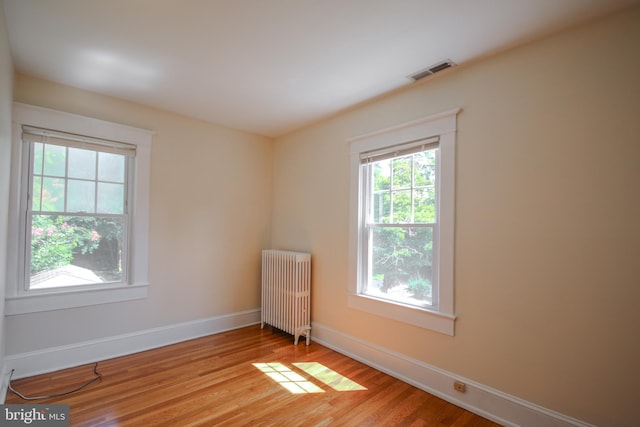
[253, 363, 324, 394]
[253, 362, 367, 394]
[293, 362, 367, 391]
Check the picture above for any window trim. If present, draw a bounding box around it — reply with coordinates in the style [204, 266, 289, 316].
[5, 103, 153, 315]
[348, 108, 460, 335]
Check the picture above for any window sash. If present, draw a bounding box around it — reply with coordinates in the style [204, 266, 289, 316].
[27, 141, 130, 216]
[26, 212, 130, 291]
[364, 147, 438, 226]
[362, 223, 439, 310]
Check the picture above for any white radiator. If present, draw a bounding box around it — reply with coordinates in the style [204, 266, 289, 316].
[261, 249, 311, 345]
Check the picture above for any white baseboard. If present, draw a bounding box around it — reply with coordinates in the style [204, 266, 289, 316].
[4, 309, 261, 380]
[311, 322, 594, 427]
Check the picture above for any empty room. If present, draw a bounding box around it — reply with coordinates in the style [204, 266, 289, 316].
[0, 1, 639, 426]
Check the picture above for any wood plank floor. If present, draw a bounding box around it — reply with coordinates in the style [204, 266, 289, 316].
[6, 325, 500, 426]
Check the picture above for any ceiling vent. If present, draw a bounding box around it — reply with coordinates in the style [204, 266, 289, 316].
[408, 59, 456, 81]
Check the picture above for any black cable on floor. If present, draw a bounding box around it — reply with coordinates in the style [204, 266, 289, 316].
[8, 362, 102, 401]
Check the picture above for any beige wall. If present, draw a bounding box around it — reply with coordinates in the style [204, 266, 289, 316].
[6, 74, 273, 352]
[271, 7, 640, 427]
[0, 3, 14, 364]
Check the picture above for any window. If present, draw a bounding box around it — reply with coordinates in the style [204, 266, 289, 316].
[348, 109, 459, 335]
[24, 127, 132, 290]
[6, 103, 153, 315]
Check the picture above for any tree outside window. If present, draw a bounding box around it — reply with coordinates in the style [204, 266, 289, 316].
[363, 148, 438, 308]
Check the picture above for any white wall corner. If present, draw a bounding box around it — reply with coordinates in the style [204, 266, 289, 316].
[310, 322, 595, 427]
[4, 309, 261, 380]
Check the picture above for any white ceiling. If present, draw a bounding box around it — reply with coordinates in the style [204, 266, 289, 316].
[3, 0, 638, 137]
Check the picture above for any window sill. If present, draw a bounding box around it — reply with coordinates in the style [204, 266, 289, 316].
[5, 283, 149, 315]
[347, 293, 456, 336]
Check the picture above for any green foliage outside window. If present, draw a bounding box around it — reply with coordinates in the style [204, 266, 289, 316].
[29, 142, 126, 279]
[30, 215, 101, 274]
[369, 149, 437, 301]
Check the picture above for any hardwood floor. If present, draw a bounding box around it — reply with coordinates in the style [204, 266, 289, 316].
[6, 325, 500, 426]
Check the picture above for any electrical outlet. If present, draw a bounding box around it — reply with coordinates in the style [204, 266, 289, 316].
[453, 381, 466, 393]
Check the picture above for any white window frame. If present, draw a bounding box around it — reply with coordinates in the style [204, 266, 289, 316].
[5, 103, 153, 315]
[348, 108, 460, 335]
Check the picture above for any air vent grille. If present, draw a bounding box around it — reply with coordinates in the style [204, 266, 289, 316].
[408, 60, 456, 81]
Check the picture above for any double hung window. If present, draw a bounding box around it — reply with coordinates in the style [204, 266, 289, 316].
[349, 109, 459, 335]
[6, 103, 152, 315]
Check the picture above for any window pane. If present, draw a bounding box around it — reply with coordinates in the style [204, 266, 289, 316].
[414, 150, 437, 187]
[392, 190, 412, 223]
[373, 160, 390, 191]
[41, 177, 65, 212]
[29, 214, 125, 289]
[98, 152, 125, 183]
[392, 156, 412, 189]
[97, 183, 124, 214]
[413, 187, 436, 223]
[366, 226, 433, 307]
[67, 179, 96, 213]
[68, 148, 96, 180]
[42, 144, 66, 177]
[32, 176, 42, 211]
[33, 142, 43, 175]
[373, 192, 390, 223]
